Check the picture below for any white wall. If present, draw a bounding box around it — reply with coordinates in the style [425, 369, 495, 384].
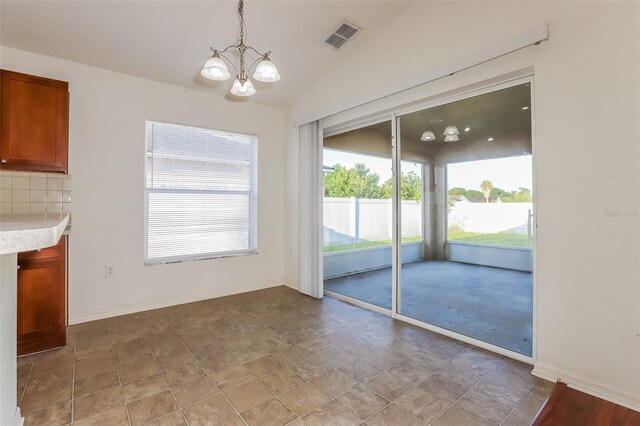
[283, 116, 300, 290]
[286, 1, 640, 408]
[1, 47, 288, 324]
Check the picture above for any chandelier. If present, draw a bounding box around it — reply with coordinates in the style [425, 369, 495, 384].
[421, 125, 460, 142]
[200, 0, 280, 97]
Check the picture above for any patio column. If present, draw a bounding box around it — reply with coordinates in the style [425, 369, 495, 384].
[425, 160, 447, 261]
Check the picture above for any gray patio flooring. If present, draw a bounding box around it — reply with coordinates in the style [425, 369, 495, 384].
[324, 260, 533, 355]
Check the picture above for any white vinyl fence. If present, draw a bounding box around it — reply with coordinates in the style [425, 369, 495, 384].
[324, 197, 533, 247]
[448, 202, 532, 234]
[323, 197, 422, 246]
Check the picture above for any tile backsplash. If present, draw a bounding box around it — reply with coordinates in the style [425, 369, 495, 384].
[0, 171, 71, 214]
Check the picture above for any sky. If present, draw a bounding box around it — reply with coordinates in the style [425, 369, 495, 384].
[323, 148, 532, 191]
[447, 156, 532, 191]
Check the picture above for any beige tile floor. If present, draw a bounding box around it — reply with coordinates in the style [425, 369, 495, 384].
[16, 286, 553, 425]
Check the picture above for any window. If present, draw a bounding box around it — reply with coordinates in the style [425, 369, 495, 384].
[145, 121, 257, 264]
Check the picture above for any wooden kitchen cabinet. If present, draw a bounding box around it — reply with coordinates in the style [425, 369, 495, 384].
[17, 236, 67, 355]
[0, 69, 69, 173]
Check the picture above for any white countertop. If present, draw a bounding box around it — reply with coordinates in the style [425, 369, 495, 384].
[0, 214, 69, 255]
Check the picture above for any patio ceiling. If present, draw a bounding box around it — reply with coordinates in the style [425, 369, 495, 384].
[324, 83, 532, 162]
[399, 83, 532, 146]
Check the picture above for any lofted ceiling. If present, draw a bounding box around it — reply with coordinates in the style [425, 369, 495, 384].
[0, 1, 412, 108]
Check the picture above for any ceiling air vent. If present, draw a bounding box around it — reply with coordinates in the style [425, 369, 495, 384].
[325, 21, 361, 49]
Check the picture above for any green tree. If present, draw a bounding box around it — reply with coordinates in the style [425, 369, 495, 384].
[323, 163, 382, 198]
[380, 171, 422, 201]
[511, 188, 532, 202]
[480, 180, 494, 203]
[448, 187, 467, 196]
[465, 189, 484, 201]
[380, 179, 392, 199]
[500, 187, 532, 202]
[402, 171, 422, 201]
[490, 187, 505, 199]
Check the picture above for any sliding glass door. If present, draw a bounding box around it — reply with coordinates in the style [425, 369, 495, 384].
[396, 82, 534, 356]
[322, 121, 393, 311]
[321, 79, 535, 359]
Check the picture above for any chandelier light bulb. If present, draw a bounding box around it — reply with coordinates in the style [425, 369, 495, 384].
[253, 59, 281, 82]
[231, 78, 256, 96]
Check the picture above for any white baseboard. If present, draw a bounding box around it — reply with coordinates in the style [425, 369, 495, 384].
[283, 280, 298, 290]
[532, 362, 640, 411]
[68, 282, 284, 325]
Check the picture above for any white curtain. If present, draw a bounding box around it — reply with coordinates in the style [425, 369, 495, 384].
[297, 120, 323, 298]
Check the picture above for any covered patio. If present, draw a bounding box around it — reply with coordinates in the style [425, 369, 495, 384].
[324, 260, 533, 356]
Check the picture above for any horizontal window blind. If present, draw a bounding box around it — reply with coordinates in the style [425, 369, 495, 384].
[145, 121, 257, 263]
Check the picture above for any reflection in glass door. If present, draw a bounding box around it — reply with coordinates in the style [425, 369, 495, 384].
[397, 83, 534, 356]
[322, 121, 394, 311]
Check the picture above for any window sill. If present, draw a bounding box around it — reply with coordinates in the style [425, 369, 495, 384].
[145, 249, 258, 266]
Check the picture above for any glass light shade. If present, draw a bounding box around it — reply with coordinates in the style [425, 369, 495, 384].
[444, 134, 459, 142]
[421, 131, 436, 142]
[230, 78, 256, 96]
[444, 125, 459, 135]
[253, 59, 281, 82]
[201, 56, 231, 81]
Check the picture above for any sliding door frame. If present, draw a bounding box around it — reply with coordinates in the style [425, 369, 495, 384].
[322, 73, 537, 365]
[391, 112, 400, 317]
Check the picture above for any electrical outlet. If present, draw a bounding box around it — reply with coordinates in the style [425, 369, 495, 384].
[105, 265, 115, 278]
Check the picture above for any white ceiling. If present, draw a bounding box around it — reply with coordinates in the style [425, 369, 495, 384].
[0, 1, 412, 108]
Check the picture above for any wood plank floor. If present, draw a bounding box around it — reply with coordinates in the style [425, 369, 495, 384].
[532, 382, 640, 426]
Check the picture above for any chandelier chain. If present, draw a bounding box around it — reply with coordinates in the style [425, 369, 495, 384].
[238, 0, 245, 45]
[238, 0, 247, 81]
[238, 0, 245, 44]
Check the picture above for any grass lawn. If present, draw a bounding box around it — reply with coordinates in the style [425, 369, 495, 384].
[324, 236, 422, 253]
[447, 230, 531, 247]
[324, 232, 530, 253]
